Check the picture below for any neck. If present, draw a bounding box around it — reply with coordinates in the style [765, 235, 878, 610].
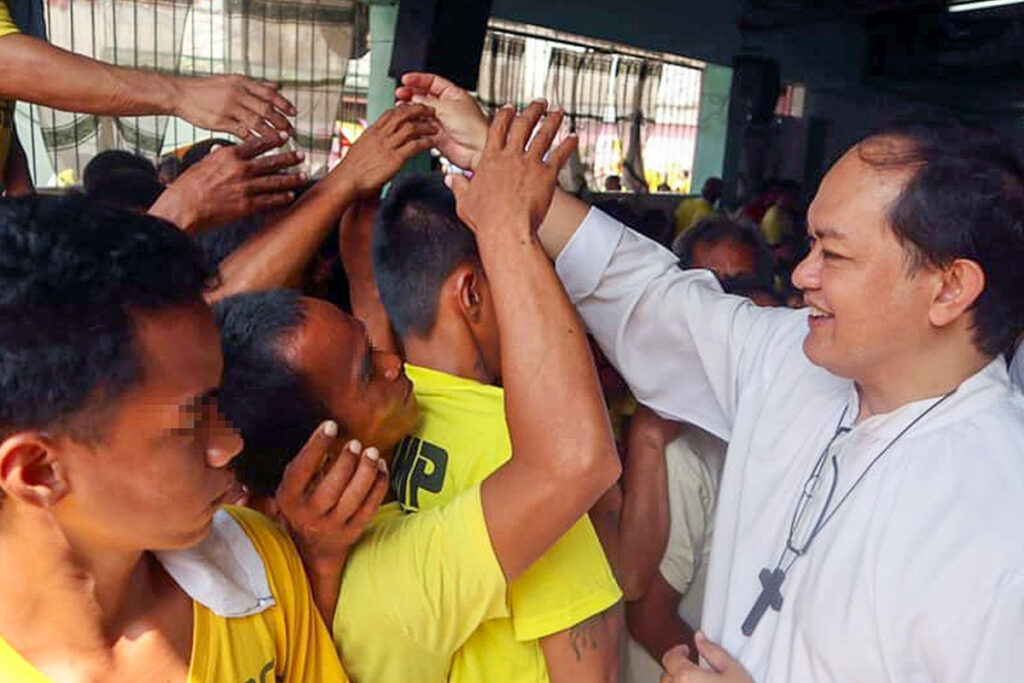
[854, 342, 991, 422]
[402, 322, 492, 385]
[0, 503, 155, 654]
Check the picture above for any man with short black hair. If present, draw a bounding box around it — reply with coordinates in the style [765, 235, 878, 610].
[0, 195, 346, 681]
[373, 172, 621, 683]
[402, 72, 1024, 682]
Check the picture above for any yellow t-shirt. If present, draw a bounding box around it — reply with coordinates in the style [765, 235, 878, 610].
[0, 506, 347, 682]
[0, 1, 19, 179]
[760, 203, 795, 246]
[334, 484, 510, 683]
[391, 364, 622, 683]
[673, 197, 714, 236]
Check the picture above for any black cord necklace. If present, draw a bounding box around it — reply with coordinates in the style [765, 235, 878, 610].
[740, 388, 957, 637]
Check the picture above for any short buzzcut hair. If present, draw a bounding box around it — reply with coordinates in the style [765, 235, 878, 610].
[373, 173, 481, 339]
[861, 118, 1024, 356]
[0, 195, 213, 440]
[213, 290, 330, 497]
[675, 215, 775, 293]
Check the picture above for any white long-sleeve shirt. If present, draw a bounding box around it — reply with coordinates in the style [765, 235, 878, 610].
[556, 208, 1024, 683]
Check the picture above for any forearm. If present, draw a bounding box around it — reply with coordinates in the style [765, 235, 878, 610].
[210, 176, 357, 301]
[339, 203, 398, 353]
[626, 590, 694, 665]
[541, 604, 622, 683]
[588, 484, 623, 582]
[302, 554, 345, 625]
[619, 425, 672, 600]
[2, 130, 33, 196]
[0, 34, 178, 116]
[537, 188, 591, 259]
[478, 225, 619, 580]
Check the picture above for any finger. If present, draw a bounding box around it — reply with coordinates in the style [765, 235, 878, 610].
[389, 120, 441, 149]
[248, 150, 304, 175]
[277, 421, 339, 506]
[239, 92, 294, 135]
[662, 644, 695, 675]
[330, 447, 384, 519]
[310, 440, 362, 512]
[338, 465, 389, 529]
[244, 173, 309, 196]
[545, 133, 579, 172]
[236, 131, 289, 160]
[248, 191, 298, 212]
[694, 632, 735, 674]
[383, 103, 436, 135]
[527, 108, 564, 161]
[485, 105, 516, 153]
[400, 72, 457, 97]
[445, 172, 470, 201]
[244, 79, 297, 118]
[394, 137, 436, 161]
[236, 106, 280, 142]
[370, 108, 395, 131]
[507, 99, 547, 151]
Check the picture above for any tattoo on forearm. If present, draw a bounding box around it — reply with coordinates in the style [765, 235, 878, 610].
[568, 612, 605, 661]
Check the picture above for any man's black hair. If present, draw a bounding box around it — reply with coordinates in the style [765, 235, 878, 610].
[675, 215, 775, 293]
[373, 173, 481, 339]
[861, 118, 1024, 356]
[213, 290, 330, 497]
[84, 169, 165, 212]
[0, 195, 214, 440]
[194, 217, 266, 268]
[182, 138, 237, 172]
[82, 150, 158, 191]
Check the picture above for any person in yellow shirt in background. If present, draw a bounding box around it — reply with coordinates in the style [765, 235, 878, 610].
[0, 0, 297, 195]
[0, 196, 345, 682]
[672, 176, 723, 238]
[372, 172, 622, 683]
[213, 103, 622, 682]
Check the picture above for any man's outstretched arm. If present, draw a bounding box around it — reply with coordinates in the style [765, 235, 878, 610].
[447, 102, 620, 582]
[541, 604, 623, 683]
[0, 32, 295, 140]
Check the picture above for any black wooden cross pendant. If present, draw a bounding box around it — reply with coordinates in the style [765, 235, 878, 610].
[741, 567, 786, 636]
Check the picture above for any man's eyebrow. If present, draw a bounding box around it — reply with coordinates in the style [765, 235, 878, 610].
[810, 225, 847, 240]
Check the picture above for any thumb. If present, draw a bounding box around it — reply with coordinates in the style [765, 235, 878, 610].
[445, 172, 470, 200]
[661, 644, 695, 675]
[694, 631, 737, 674]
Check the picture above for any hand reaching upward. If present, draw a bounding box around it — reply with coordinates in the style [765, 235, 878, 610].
[395, 72, 489, 170]
[445, 101, 576, 240]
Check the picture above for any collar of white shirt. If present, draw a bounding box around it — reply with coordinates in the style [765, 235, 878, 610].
[154, 508, 275, 618]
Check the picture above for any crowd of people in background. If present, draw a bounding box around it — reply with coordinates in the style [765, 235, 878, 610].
[3, 1, 1024, 680]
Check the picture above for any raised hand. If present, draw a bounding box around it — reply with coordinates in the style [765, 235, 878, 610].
[148, 133, 306, 233]
[445, 101, 576, 238]
[395, 72, 489, 170]
[660, 632, 753, 683]
[334, 103, 438, 196]
[174, 74, 297, 140]
[275, 421, 389, 621]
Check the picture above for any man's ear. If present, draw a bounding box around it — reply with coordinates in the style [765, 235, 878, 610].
[929, 258, 985, 329]
[453, 265, 483, 323]
[0, 433, 70, 508]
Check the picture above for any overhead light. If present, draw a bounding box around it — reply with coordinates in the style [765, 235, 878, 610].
[949, 0, 1024, 12]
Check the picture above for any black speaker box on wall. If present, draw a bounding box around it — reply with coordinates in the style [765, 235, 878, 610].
[389, 0, 495, 91]
[731, 56, 781, 125]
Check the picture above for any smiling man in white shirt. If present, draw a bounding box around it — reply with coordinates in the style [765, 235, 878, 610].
[398, 73, 1024, 683]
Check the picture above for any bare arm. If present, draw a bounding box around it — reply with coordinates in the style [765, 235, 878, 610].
[0, 33, 295, 139]
[619, 405, 679, 600]
[2, 129, 33, 197]
[541, 604, 623, 683]
[626, 571, 695, 664]
[206, 105, 437, 302]
[338, 197, 398, 353]
[447, 102, 620, 582]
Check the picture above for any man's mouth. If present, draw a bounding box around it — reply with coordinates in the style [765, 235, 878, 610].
[807, 303, 834, 319]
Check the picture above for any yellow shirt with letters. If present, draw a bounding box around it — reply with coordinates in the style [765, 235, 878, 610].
[333, 484, 510, 682]
[391, 364, 622, 683]
[0, 0, 19, 178]
[0, 506, 347, 683]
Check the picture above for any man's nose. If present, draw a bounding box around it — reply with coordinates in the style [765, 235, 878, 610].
[791, 251, 820, 291]
[206, 410, 244, 468]
[377, 350, 405, 382]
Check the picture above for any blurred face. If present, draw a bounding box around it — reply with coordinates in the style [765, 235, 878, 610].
[791, 139, 938, 383]
[55, 303, 243, 551]
[286, 298, 419, 453]
[691, 239, 757, 281]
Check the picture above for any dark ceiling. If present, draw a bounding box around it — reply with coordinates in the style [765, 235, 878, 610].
[742, 0, 1024, 113]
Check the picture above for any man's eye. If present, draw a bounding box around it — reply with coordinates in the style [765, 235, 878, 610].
[822, 250, 842, 260]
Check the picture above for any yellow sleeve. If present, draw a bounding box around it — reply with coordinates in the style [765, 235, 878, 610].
[508, 514, 622, 641]
[0, 1, 19, 37]
[334, 485, 509, 676]
[226, 506, 349, 683]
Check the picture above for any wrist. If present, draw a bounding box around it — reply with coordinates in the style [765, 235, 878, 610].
[165, 76, 187, 118]
[148, 188, 197, 232]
